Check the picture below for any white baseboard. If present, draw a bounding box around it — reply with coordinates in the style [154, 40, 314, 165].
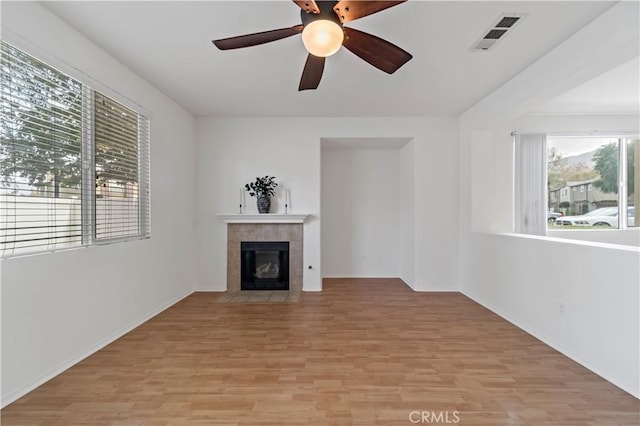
[1, 291, 194, 408]
[462, 290, 640, 399]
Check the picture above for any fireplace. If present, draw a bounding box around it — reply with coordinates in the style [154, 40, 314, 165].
[224, 222, 304, 294]
[241, 241, 289, 290]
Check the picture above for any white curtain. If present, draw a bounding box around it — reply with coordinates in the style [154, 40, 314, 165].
[515, 133, 547, 235]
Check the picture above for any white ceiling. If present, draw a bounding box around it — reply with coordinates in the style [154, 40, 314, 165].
[530, 57, 640, 115]
[42, 1, 617, 117]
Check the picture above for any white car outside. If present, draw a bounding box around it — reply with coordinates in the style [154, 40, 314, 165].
[554, 207, 635, 227]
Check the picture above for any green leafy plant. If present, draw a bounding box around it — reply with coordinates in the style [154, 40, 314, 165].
[244, 175, 278, 198]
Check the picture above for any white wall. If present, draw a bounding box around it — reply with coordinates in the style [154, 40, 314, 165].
[464, 233, 639, 396]
[459, 2, 640, 397]
[194, 117, 457, 292]
[1, 2, 196, 407]
[321, 146, 401, 278]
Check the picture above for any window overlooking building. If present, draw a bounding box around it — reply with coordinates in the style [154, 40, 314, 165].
[0, 41, 150, 257]
[547, 136, 638, 229]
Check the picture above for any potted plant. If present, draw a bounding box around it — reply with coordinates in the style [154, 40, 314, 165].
[245, 176, 278, 213]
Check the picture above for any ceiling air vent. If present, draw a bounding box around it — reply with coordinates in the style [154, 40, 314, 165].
[495, 16, 521, 28]
[472, 13, 526, 51]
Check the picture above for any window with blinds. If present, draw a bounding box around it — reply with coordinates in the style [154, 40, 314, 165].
[94, 92, 145, 240]
[0, 41, 150, 258]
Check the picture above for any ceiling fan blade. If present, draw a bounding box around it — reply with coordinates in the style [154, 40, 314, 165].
[333, 1, 406, 23]
[342, 27, 412, 74]
[292, 0, 320, 14]
[213, 25, 303, 50]
[299, 54, 325, 91]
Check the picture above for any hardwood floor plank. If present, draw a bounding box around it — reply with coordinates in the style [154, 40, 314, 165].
[2, 278, 638, 425]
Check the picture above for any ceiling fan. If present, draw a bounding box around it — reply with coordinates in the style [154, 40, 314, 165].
[212, 0, 413, 91]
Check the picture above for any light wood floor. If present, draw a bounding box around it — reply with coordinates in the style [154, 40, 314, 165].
[2, 278, 638, 425]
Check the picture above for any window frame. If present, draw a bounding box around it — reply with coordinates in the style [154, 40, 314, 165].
[0, 40, 151, 259]
[546, 134, 638, 231]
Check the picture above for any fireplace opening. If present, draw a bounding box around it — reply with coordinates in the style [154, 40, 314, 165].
[241, 241, 289, 290]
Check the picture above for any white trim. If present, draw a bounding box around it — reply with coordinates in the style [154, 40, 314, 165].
[0, 291, 192, 408]
[463, 289, 640, 399]
[215, 214, 310, 224]
[619, 138, 628, 228]
[81, 86, 96, 246]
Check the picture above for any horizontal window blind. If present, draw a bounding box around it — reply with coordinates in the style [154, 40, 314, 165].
[94, 92, 148, 240]
[0, 41, 150, 257]
[1, 42, 86, 255]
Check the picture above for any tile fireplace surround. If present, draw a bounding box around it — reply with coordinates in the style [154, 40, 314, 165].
[222, 216, 306, 294]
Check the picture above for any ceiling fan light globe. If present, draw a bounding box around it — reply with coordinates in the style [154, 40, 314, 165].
[301, 20, 343, 57]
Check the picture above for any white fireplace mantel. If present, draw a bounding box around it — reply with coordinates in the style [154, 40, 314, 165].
[215, 213, 309, 224]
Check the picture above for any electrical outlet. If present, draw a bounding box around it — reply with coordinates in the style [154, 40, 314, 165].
[559, 302, 566, 315]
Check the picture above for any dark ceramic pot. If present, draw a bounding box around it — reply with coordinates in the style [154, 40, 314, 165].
[257, 195, 271, 214]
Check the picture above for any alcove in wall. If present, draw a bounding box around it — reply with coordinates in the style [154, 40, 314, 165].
[320, 137, 415, 283]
